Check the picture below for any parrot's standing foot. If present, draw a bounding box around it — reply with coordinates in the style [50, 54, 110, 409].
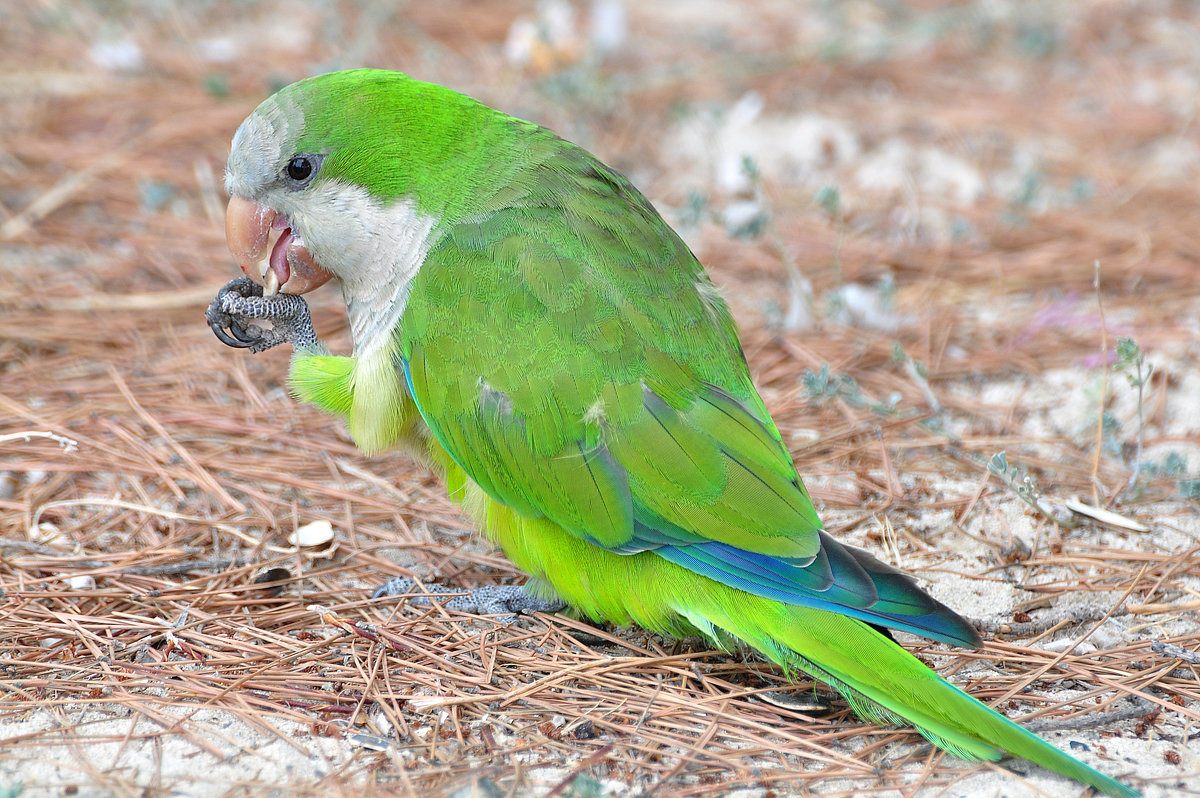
[372, 577, 567, 623]
[206, 277, 319, 353]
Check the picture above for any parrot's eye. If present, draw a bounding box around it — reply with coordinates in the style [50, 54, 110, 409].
[283, 154, 322, 188]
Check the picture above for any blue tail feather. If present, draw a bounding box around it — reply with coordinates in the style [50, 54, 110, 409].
[656, 538, 980, 649]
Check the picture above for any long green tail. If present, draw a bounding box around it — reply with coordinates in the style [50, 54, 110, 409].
[677, 595, 1139, 797]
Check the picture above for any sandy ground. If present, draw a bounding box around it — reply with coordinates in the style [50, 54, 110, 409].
[2, 470, 1197, 798]
[3, 1, 1200, 796]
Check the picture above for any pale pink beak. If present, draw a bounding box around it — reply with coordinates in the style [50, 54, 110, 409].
[225, 196, 333, 295]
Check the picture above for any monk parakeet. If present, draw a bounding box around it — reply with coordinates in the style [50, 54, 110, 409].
[206, 69, 1137, 797]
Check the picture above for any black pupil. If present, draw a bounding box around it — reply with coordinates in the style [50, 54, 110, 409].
[287, 157, 312, 182]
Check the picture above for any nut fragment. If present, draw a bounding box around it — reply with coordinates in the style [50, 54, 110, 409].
[289, 519, 336, 548]
[1065, 497, 1150, 532]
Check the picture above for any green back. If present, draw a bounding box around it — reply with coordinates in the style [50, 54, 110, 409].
[397, 127, 824, 558]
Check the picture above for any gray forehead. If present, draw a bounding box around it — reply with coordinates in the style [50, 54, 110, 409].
[224, 92, 304, 198]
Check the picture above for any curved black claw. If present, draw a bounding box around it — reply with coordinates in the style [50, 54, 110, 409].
[226, 316, 263, 345]
[205, 277, 318, 354]
[209, 319, 254, 349]
[207, 277, 265, 349]
[210, 315, 265, 349]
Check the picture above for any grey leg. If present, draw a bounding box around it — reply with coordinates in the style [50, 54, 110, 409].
[372, 577, 567, 623]
[206, 277, 319, 353]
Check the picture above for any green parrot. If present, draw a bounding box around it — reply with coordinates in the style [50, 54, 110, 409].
[206, 69, 1137, 797]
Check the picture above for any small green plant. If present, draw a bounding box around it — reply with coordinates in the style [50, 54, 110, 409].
[1100, 411, 1122, 456]
[801, 365, 900, 415]
[986, 451, 1076, 528]
[1113, 336, 1153, 491]
[1143, 451, 1186, 479]
[734, 156, 813, 331]
[802, 364, 861, 404]
[891, 342, 940, 411]
[813, 182, 845, 289]
[813, 183, 841, 217]
[203, 72, 230, 97]
[726, 156, 769, 239]
[1143, 452, 1200, 500]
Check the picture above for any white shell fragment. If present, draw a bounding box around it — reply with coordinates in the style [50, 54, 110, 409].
[288, 519, 336, 548]
[1065, 497, 1150, 533]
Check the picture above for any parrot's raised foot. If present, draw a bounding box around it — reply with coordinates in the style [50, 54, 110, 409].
[372, 577, 567, 623]
[206, 277, 319, 353]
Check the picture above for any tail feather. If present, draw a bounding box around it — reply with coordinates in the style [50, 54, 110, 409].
[657, 537, 982, 648]
[677, 596, 1139, 798]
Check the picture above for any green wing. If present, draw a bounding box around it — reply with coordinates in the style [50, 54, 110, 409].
[397, 130, 978, 647]
[399, 134, 819, 556]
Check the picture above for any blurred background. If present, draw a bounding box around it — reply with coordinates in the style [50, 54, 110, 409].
[1, 1, 1198, 796]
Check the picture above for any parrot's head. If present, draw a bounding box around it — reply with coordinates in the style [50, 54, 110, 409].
[223, 72, 359, 298]
[222, 69, 505, 343]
